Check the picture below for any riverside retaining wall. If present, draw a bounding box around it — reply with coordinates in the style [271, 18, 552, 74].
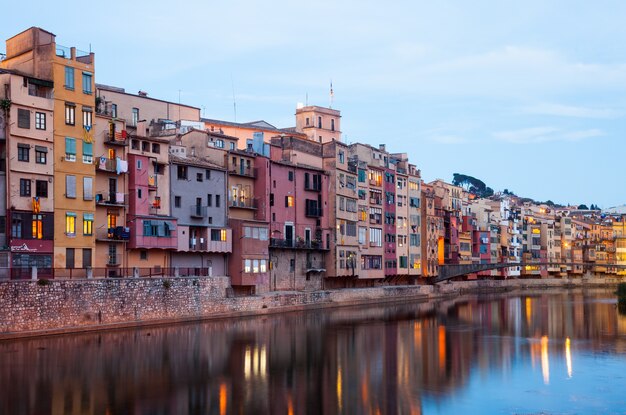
[0, 275, 623, 339]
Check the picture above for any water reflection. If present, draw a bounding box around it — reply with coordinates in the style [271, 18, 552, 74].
[2, 289, 626, 414]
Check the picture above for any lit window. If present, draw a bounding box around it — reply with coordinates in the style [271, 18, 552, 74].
[253, 259, 259, 273]
[285, 196, 294, 207]
[83, 213, 93, 235]
[244, 259, 252, 273]
[83, 109, 92, 127]
[260, 259, 267, 273]
[66, 213, 76, 236]
[220, 229, 227, 241]
[31, 214, 43, 239]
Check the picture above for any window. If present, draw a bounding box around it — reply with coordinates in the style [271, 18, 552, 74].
[31, 214, 43, 239]
[131, 139, 139, 150]
[17, 144, 29, 162]
[288, 171, 294, 181]
[65, 103, 75, 125]
[358, 227, 367, 245]
[285, 196, 294, 207]
[306, 117, 310, 126]
[244, 259, 251, 273]
[205, 170, 211, 180]
[83, 248, 92, 268]
[318, 116, 322, 128]
[35, 180, 48, 198]
[140, 250, 148, 260]
[152, 143, 160, 154]
[66, 213, 76, 236]
[229, 142, 235, 150]
[65, 67, 74, 89]
[83, 213, 93, 235]
[17, 108, 30, 130]
[19, 179, 31, 196]
[290, 259, 295, 272]
[207, 194, 212, 207]
[65, 137, 76, 161]
[82, 109, 92, 127]
[66, 248, 75, 269]
[141, 141, 149, 152]
[132, 108, 139, 126]
[35, 112, 46, 130]
[196, 172, 203, 182]
[66, 175, 76, 198]
[111, 104, 117, 118]
[83, 177, 93, 200]
[82, 141, 93, 163]
[270, 193, 274, 206]
[82, 72, 92, 94]
[177, 165, 188, 180]
[136, 159, 142, 170]
[174, 196, 181, 208]
[338, 151, 344, 164]
[137, 188, 142, 199]
[369, 228, 382, 247]
[331, 119, 335, 131]
[11, 215, 22, 238]
[35, 146, 47, 164]
[215, 139, 224, 148]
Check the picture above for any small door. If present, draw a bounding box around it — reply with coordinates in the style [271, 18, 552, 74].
[285, 224, 294, 246]
[305, 228, 311, 246]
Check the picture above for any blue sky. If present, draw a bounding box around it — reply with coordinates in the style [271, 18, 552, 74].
[3, 0, 625, 207]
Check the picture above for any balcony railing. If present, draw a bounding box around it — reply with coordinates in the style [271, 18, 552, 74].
[305, 182, 322, 192]
[96, 158, 128, 173]
[229, 198, 257, 209]
[229, 167, 256, 178]
[107, 255, 120, 267]
[96, 227, 130, 242]
[305, 260, 326, 271]
[95, 192, 127, 206]
[190, 205, 208, 218]
[270, 238, 327, 250]
[305, 207, 323, 218]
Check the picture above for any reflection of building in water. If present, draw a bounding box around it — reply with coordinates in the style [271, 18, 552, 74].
[2, 290, 626, 414]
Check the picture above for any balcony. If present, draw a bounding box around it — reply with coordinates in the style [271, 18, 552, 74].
[305, 206, 323, 218]
[96, 158, 128, 173]
[305, 182, 322, 192]
[106, 255, 121, 267]
[270, 238, 328, 250]
[229, 167, 256, 178]
[229, 198, 257, 209]
[190, 205, 208, 218]
[96, 192, 127, 206]
[305, 260, 326, 272]
[96, 227, 130, 242]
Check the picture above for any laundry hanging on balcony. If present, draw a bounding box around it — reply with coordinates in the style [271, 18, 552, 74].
[115, 157, 128, 174]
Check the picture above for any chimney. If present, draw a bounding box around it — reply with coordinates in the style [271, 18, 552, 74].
[379, 144, 386, 152]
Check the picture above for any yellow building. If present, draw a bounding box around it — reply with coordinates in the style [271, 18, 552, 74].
[2, 27, 96, 270]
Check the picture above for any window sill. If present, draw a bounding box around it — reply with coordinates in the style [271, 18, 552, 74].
[65, 86, 75, 91]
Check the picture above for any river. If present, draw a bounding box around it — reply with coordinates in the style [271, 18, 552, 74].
[1, 288, 626, 414]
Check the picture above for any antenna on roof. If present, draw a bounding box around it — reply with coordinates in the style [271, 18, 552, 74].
[330, 80, 334, 109]
[231, 74, 237, 123]
[305, 92, 308, 107]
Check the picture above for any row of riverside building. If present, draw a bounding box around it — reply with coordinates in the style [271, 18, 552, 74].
[0, 28, 624, 293]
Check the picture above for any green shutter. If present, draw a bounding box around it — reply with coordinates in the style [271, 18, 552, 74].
[83, 141, 93, 156]
[65, 137, 76, 155]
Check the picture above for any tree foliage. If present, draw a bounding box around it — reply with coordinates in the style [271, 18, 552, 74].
[452, 173, 494, 198]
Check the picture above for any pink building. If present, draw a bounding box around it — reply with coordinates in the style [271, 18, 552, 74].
[267, 144, 330, 290]
[383, 167, 397, 276]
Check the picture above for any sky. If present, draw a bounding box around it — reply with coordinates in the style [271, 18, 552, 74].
[2, 0, 625, 208]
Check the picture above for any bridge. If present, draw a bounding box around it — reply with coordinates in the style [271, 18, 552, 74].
[434, 262, 625, 284]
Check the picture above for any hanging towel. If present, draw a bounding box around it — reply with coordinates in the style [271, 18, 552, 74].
[118, 159, 128, 173]
[116, 157, 122, 175]
[99, 156, 107, 170]
[116, 192, 125, 203]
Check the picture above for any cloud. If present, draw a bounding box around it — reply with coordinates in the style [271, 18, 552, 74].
[492, 127, 603, 144]
[523, 103, 623, 119]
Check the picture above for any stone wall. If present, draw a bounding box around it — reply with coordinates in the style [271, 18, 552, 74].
[0, 275, 623, 339]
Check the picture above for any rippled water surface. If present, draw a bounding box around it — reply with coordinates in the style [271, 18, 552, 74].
[2, 288, 626, 414]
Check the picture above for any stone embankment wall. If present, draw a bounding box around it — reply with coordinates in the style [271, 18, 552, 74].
[0, 275, 623, 339]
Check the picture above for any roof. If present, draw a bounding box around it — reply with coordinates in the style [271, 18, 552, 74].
[169, 154, 225, 170]
[96, 83, 201, 111]
[202, 117, 295, 134]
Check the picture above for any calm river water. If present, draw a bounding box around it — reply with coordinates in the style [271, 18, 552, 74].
[2, 288, 626, 414]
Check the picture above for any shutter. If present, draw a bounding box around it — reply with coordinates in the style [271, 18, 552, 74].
[65, 137, 76, 155]
[83, 177, 93, 200]
[66, 175, 76, 198]
[17, 109, 30, 129]
[83, 142, 93, 156]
